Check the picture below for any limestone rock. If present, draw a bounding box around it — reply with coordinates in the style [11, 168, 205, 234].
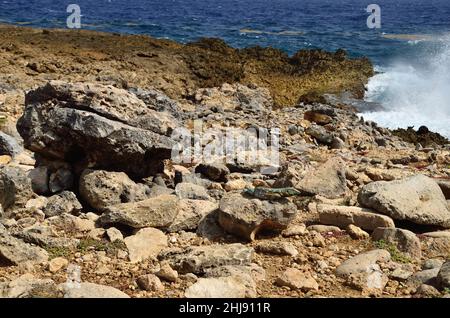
[167, 199, 217, 232]
[371, 227, 422, 259]
[437, 260, 450, 289]
[174, 182, 211, 200]
[296, 158, 347, 199]
[0, 228, 48, 265]
[43, 191, 82, 217]
[275, 268, 319, 291]
[218, 192, 297, 240]
[61, 282, 129, 298]
[79, 169, 150, 211]
[184, 276, 252, 298]
[17, 81, 176, 179]
[137, 274, 164, 292]
[358, 175, 450, 227]
[0, 166, 33, 210]
[0, 131, 22, 157]
[124, 227, 168, 263]
[99, 194, 179, 229]
[160, 244, 253, 274]
[318, 204, 395, 231]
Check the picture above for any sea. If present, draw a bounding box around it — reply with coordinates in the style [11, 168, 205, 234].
[1, 0, 449, 137]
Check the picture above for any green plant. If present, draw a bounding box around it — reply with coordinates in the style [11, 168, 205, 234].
[374, 239, 412, 264]
[44, 245, 72, 260]
[77, 238, 126, 255]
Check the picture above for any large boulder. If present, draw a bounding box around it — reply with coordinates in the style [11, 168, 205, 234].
[0, 131, 22, 157]
[99, 194, 179, 229]
[218, 192, 297, 241]
[0, 166, 34, 210]
[79, 169, 150, 211]
[371, 227, 422, 259]
[159, 244, 253, 274]
[0, 228, 48, 266]
[17, 81, 177, 179]
[358, 175, 450, 227]
[296, 157, 347, 199]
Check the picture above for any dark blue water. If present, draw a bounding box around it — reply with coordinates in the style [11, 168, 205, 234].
[1, 0, 450, 64]
[1, 0, 450, 135]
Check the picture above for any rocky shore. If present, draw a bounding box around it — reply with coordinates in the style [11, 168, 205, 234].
[1, 25, 450, 298]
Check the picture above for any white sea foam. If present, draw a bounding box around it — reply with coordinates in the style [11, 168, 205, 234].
[363, 36, 450, 138]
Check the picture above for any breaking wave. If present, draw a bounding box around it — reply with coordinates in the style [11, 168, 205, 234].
[363, 36, 450, 138]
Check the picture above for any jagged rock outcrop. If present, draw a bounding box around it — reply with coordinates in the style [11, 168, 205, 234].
[17, 81, 177, 179]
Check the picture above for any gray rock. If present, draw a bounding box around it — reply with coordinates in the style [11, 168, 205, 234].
[175, 182, 211, 200]
[167, 199, 217, 232]
[79, 169, 150, 211]
[49, 168, 74, 193]
[11, 225, 79, 249]
[422, 259, 444, 270]
[61, 282, 129, 298]
[0, 229, 48, 265]
[336, 249, 391, 278]
[318, 204, 395, 231]
[0, 274, 59, 298]
[184, 276, 253, 298]
[28, 166, 49, 195]
[218, 192, 297, 241]
[99, 194, 179, 229]
[306, 125, 334, 145]
[358, 175, 450, 227]
[43, 191, 82, 217]
[297, 158, 347, 199]
[17, 81, 176, 179]
[409, 268, 440, 286]
[159, 244, 253, 274]
[437, 260, 450, 289]
[371, 227, 421, 259]
[0, 166, 34, 210]
[0, 131, 22, 157]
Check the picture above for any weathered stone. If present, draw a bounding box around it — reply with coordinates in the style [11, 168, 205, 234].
[296, 158, 347, 199]
[275, 268, 319, 291]
[0, 131, 22, 157]
[167, 199, 217, 232]
[255, 241, 298, 257]
[437, 260, 450, 289]
[195, 163, 230, 182]
[358, 175, 450, 227]
[218, 192, 297, 241]
[0, 274, 59, 298]
[307, 224, 341, 233]
[49, 168, 74, 193]
[282, 224, 307, 237]
[79, 169, 150, 211]
[28, 166, 49, 194]
[390, 268, 413, 281]
[99, 194, 179, 229]
[372, 227, 422, 259]
[184, 276, 252, 298]
[106, 227, 124, 242]
[415, 284, 441, 298]
[336, 249, 391, 278]
[409, 268, 440, 286]
[174, 182, 210, 200]
[12, 224, 79, 249]
[0, 229, 48, 265]
[318, 204, 395, 231]
[155, 262, 178, 282]
[346, 224, 369, 240]
[160, 244, 253, 274]
[61, 282, 129, 298]
[422, 259, 444, 270]
[17, 81, 176, 179]
[48, 257, 69, 273]
[0, 166, 33, 210]
[124, 227, 168, 263]
[137, 274, 164, 292]
[436, 179, 450, 200]
[43, 191, 82, 217]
